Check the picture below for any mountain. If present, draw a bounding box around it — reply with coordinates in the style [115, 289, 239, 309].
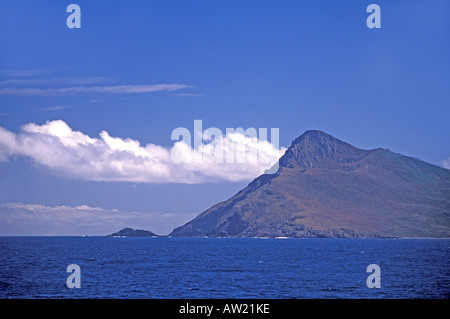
[107, 227, 158, 237]
[170, 130, 450, 238]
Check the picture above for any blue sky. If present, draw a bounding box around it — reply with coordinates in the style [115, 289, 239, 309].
[0, 1, 449, 235]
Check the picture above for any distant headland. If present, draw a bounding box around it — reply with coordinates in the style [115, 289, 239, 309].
[107, 227, 158, 237]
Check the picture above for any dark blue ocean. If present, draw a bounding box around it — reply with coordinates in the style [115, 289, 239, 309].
[0, 237, 448, 299]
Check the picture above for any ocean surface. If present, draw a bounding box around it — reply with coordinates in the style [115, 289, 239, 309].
[0, 237, 448, 299]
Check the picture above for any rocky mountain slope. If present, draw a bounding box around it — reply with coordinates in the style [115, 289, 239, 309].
[170, 130, 450, 238]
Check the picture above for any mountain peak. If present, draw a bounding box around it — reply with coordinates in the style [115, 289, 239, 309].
[279, 130, 365, 170]
[299, 129, 331, 137]
[292, 130, 348, 147]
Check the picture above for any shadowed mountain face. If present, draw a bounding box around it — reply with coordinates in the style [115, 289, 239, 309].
[170, 131, 450, 238]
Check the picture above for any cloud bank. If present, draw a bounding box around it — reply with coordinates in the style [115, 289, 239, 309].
[0, 120, 285, 183]
[0, 202, 196, 236]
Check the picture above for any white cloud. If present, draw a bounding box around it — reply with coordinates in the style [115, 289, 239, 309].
[442, 158, 450, 169]
[0, 120, 285, 184]
[0, 76, 112, 86]
[41, 105, 71, 111]
[171, 93, 203, 97]
[0, 84, 190, 96]
[0, 202, 196, 236]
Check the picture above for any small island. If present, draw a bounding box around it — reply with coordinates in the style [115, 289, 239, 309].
[107, 227, 158, 237]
